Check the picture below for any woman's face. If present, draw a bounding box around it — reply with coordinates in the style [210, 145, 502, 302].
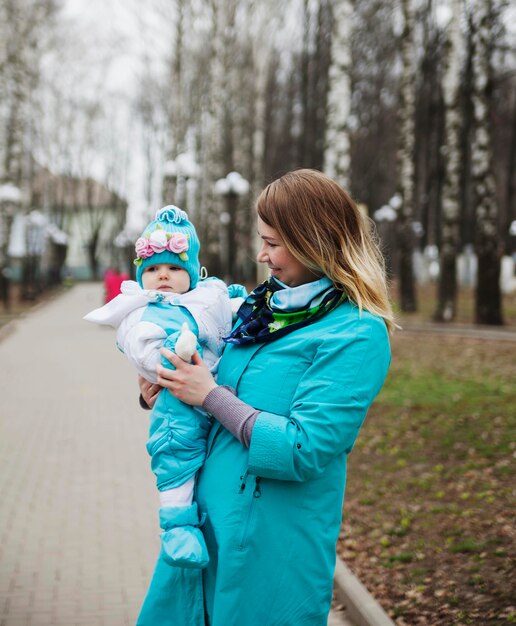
[256, 217, 319, 287]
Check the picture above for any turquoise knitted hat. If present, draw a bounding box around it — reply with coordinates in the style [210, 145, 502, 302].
[134, 206, 200, 289]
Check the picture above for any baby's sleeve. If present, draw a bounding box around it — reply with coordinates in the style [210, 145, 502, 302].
[194, 280, 233, 359]
[117, 312, 167, 383]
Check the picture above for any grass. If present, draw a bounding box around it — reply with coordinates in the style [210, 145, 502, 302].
[339, 330, 516, 625]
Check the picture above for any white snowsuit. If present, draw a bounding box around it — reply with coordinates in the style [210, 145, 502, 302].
[84, 278, 233, 492]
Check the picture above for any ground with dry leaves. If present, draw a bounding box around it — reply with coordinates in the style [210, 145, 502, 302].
[339, 310, 515, 625]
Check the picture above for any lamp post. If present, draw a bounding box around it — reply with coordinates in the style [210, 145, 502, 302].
[23, 210, 48, 300]
[163, 153, 200, 211]
[45, 223, 68, 287]
[214, 171, 250, 282]
[0, 183, 22, 309]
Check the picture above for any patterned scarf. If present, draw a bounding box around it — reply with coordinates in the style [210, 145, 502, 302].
[224, 276, 346, 345]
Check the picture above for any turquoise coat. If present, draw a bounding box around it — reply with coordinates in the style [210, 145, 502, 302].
[137, 300, 391, 626]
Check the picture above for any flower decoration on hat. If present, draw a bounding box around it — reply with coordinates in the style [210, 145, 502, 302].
[134, 226, 189, 266]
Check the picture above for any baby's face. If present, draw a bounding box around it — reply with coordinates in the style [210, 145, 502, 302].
[142, 263, 190, 294]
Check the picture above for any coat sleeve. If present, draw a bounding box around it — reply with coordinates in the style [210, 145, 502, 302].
[246, 316, 391, 482]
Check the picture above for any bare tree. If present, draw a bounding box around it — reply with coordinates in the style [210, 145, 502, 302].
[397, 0, 417, 311]
[324, 0, 353, 188]
[117, 0, 515, 304]
[435, 0, 463, 322]
[246, 0, 287, 192]
[412, 3, 445, 253]
[348, 1, 399, 211]
[471, 0, 503, 324]
[0, 0, 59, 303]
[507, 90, 516, 249]
[196, 0, 233, 276]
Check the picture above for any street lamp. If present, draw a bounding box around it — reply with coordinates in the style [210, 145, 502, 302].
[214, 171, 250, 282]
[373, 205, 397, 224]
[45, 223, 68, 287]
[163, 152, 200, 211]
[23, 210, 48, 300]
[0, 183, 22, 309]
[434, 1, 453, 30]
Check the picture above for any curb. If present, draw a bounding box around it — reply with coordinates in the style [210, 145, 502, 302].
[333, 558, 395, 626]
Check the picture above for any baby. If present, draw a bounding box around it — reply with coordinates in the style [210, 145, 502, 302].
[85, 205, 244, 569]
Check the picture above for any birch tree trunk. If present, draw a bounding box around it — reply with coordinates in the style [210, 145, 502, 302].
[1, 0, 34, 186]
[0, 0, 57, 306]
[197, 0, 234, 276]
[162, 0, 185, 206]
[435, 0, 463, 322]
[0, 0, 25, 308]
[506, 91, 516, 249]
[459, 17, 475, 249]
[471, 0, 503, 324]
[324, 0, 352, 189]
[250, 3, 273, 283]
[398, 0, 417, 312]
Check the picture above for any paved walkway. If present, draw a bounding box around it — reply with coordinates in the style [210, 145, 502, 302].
[0, 284, 352, 626]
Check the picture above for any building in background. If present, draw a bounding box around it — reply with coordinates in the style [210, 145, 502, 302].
[8, 165, 127, 286]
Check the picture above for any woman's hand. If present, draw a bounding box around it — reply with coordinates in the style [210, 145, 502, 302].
[138, 375, 162, 409]
[157, 349, 217, 406]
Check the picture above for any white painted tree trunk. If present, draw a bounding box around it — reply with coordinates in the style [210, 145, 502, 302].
[398, 0, 417, 311]
[471, 0, 503, 324]
[324, 0, 352, 189]
[436, 0, 463, 322]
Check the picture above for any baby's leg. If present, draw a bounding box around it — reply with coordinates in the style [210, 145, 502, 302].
[159, 478, 194, 509]
[158, 478, 208, 569]
[148, 324, 210, 569]
[148, 327, 209, 490]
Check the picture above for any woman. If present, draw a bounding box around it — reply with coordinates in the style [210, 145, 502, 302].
[138, 169, 393, 626]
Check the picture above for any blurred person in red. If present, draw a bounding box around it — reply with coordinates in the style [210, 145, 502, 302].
[103, 266, 129, 303]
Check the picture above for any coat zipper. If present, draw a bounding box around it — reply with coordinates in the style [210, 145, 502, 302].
[238, 470, 249, 493]
[253, 476, 262, 498]
[238, 476, 261, 550]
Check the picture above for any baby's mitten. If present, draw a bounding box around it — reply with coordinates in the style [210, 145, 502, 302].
[174, 322, 197, 362]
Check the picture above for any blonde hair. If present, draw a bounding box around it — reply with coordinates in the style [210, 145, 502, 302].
[256, 169, 395, 334]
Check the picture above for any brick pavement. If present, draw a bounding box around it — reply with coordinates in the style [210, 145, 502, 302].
[0, 284, 352, 626]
